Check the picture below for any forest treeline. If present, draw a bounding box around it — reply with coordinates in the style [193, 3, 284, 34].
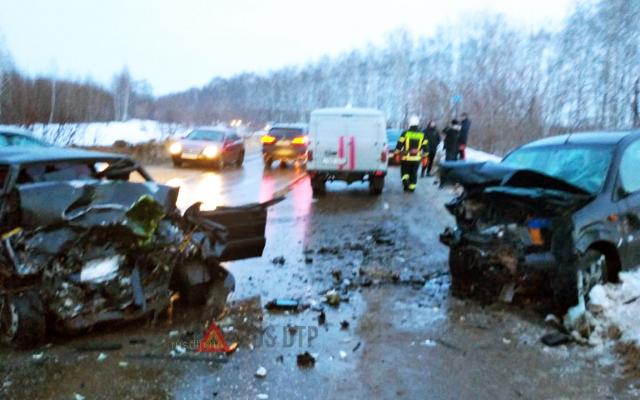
[1, 0, 639, 152]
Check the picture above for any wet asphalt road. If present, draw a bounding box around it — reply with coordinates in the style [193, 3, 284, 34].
[1, 151, 639, 399]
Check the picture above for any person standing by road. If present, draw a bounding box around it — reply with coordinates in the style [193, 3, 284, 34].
[421, 120, 440, 177]
[458, 112, 471, 160]
[394, 115, 429, 192]
[443, 119, 461, 161]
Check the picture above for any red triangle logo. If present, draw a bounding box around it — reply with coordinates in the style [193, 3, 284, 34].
[197, 321, 230, 353]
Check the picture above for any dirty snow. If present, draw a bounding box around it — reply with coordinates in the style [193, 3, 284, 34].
[22, 119, 190, 146]
[587, 268, 640, 347]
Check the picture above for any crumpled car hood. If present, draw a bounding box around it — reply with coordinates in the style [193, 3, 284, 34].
[17, 180, 179, 230]
[440, 161, 592, 200]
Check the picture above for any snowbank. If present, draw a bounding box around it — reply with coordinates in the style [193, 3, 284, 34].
[26, 119, 190, 146]
[587, 269, 640, 347]
[465, 148, 502, 163]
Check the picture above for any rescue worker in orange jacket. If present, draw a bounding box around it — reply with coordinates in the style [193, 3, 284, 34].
[394, 116, 429, 192]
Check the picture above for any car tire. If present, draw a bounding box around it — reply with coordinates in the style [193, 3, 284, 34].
[449, 246, 476, 297]
[264, 157, 273, 169]
[172, 158, 182, 167]
[0, 291, 46, 349]
[279, 160, 287, 169]
[311, 176, 326, 197]
[553, 249, 607, 315]
[369, 176, 384, 195]
[236, 151, 244, 167]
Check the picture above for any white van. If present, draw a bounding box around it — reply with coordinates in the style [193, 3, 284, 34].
[307, 108, 388, 195]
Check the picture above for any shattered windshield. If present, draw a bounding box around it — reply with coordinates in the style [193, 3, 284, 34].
[186, 130, 225, 142]
[502, 145, 614, 194]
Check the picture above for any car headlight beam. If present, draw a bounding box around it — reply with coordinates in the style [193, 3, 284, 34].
[169, 142, 182, 155]
[202, 146, 219, 158]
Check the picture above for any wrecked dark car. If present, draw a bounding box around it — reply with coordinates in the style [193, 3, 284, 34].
[0, 147, 276, 348]
[440, 130, 640, 319]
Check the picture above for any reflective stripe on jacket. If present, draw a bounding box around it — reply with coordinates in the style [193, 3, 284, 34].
[395, 130, 428, 161]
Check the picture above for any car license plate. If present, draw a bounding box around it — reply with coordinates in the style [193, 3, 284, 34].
[182, 153, 198, 160]
[277, 140, 290, 146]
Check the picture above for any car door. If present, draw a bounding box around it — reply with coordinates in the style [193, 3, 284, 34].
[618, 139, 640, 267]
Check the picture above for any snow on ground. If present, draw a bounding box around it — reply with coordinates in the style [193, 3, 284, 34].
[26, 119, 191, 146]
[587, 268, 640, 348]
[465, 147, 502, 163]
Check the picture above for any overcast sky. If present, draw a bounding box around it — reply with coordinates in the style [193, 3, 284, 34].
[0, 0, 575, 95]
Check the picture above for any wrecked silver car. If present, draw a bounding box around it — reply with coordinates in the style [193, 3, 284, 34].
[440, 130, 640, 320]
[0, 147, 276, 348]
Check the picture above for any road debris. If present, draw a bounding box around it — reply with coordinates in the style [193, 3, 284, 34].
[318, 311, 326, 325]
[255, 366, 267, 378]
[324, 290, 341, 306]
[296, 351, 316, 368]
[339, 350, 347, 359]
[271, 256, 286, 265]
[340, 320, 350, 330]
[265, 299, 301, 311]
[352, 342, 361, 352]
[97, 352, 108, 362]
[541, 332, 573, 347]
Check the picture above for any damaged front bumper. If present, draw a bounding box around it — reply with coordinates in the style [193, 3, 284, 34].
[0, 179, 280, 344]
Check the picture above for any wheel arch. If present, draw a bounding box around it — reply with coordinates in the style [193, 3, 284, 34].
[587, 240, 621, 283]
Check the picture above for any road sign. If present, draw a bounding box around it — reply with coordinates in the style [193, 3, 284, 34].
[197, 321, 231, 353]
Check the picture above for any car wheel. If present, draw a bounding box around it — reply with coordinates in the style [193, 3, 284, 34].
[553, 249, 607, 315]
[172, 158, 182, 167]
[369, 176, 384, 195]
[0, 292, 46, 349]
[263, 157, 273, 169]
[448, 246, 479, 297]
[311, 176, 326, 197]
[279, 160, 287, 169]
[236, 151, 245, 167]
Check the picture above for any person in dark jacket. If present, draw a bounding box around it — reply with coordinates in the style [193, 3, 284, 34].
[421, 120, 440, 177]
[458, 113, 471, 160]
[443, 119, 461, 161]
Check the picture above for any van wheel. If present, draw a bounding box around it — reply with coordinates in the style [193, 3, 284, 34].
[1, 292, 46, 349]
[311, 176, 326, 196]
[369, 176, 384, 195]
[264, 157, 273, 169]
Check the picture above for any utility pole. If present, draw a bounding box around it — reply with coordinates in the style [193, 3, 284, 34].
[48, 78, 56, 124]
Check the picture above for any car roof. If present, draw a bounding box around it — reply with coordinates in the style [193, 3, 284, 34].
[0, 146, 130, 165]
[191, 126, 234, 134]
[522, 130, 640, 148]
[271, 123, 308, 130]
[311, 107, 385, 117]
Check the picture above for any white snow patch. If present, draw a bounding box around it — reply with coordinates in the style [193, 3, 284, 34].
[586, 268, 640, 348]
[23, 119, 190, 146]
[465, 148, 502, 163]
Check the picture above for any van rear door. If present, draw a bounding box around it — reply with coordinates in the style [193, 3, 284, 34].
[346, 115, 386, 171]
[313, 115, 348, 170]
